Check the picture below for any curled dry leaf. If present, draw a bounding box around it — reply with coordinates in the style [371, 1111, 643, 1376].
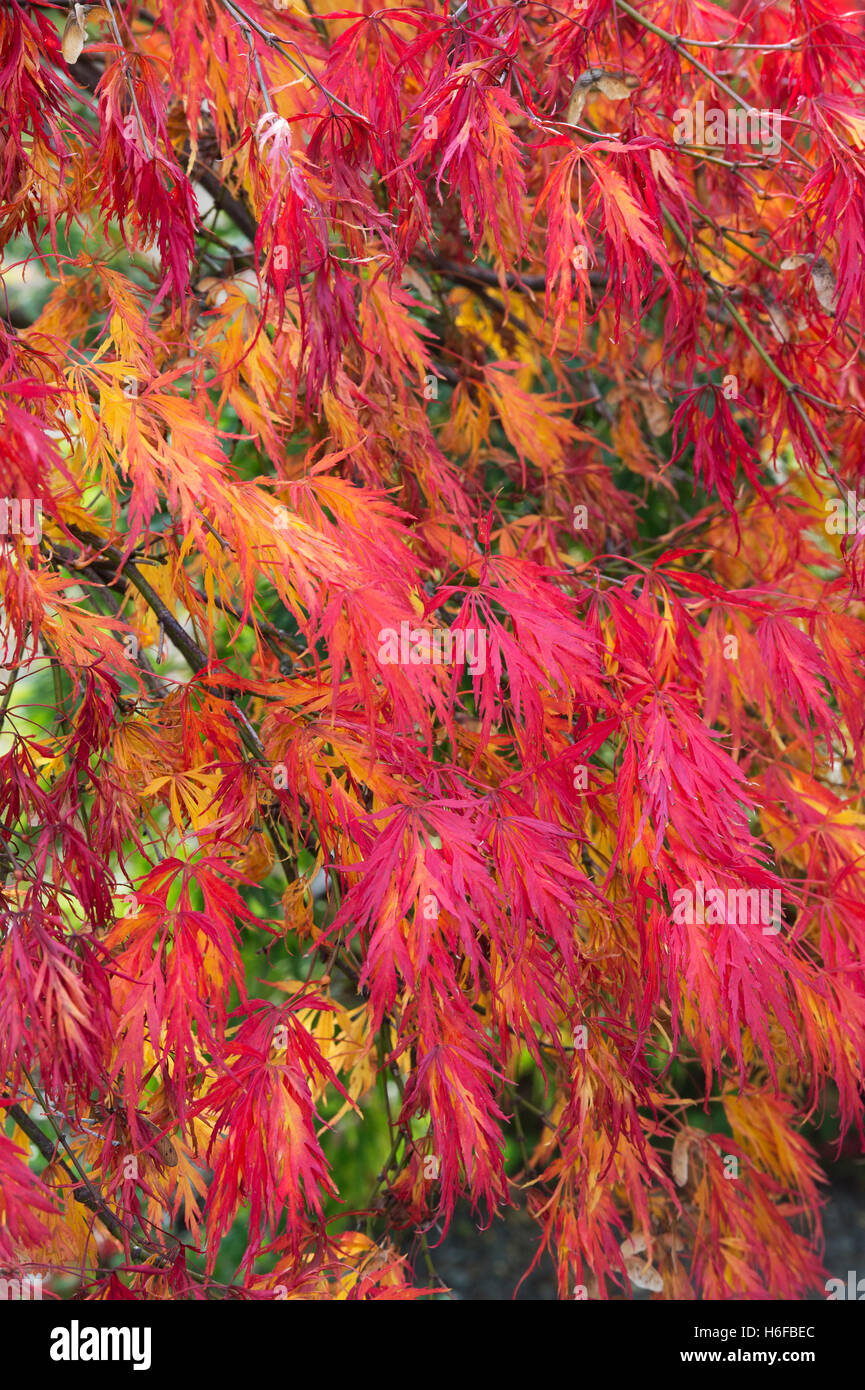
[608, 383, 670, 437]
[620, 1230, 648, 1258]
[764, 295, 792, 343]
[624, 1257, 664, 1293]
[780, 254, 837, 314]
[643, 367, 671, 435]
[810, 256, 837, 314]
[640, 392, 670, 437]
[672, 1129, 691, 1187]
[138, 1116, 180, 1168]
[402, 266, 435, 305]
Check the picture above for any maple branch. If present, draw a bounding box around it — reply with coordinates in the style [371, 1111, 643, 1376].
[122, 562, 208, 676]
[5, 1101, 162, 1262]
[68, 52, 259, 245]
[6, 1097, 234, 1292]
[63, 538, 198, 674]
[217, 0, 368, 123]
[720, 297, 843, 480]
[673, 37, 805, 51]
[189, 584, 292, 657]
[44, 542, 168, 701]
[662, 210, 847, 494]
[102, 0, 152, 155]
[61, 528, 268, 760]
[0, 666, 19, 737]
[427, 255, 605, 293]
[192, 156, 258, 244]
[54, 534, 364, 990]
[429, 257, 544, 292]
[614, 0, 813, 171]
[115, 564, 273, 758]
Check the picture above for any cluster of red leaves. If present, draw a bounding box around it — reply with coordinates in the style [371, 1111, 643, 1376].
[1, 0, 865, 1300]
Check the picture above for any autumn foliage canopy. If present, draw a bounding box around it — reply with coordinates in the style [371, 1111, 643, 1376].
[2, 0, 865, 1301]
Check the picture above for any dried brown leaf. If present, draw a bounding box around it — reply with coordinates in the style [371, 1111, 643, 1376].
[625, 1257, 664, 1293]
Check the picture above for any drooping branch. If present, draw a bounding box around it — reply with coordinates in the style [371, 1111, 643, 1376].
[5, 1101, 164, 1263]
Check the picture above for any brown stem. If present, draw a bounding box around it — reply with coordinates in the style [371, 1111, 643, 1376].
[5, 1102, 160, 1261]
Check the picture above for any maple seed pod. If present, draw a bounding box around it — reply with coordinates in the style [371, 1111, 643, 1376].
[780, 253, 838, 315]
[566, 68, 636, 124]
[62, 3, 110, 64]
[62, 4, 88, 64]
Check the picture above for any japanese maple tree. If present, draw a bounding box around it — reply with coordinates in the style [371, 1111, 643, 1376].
[1, 0, 865, 1301]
